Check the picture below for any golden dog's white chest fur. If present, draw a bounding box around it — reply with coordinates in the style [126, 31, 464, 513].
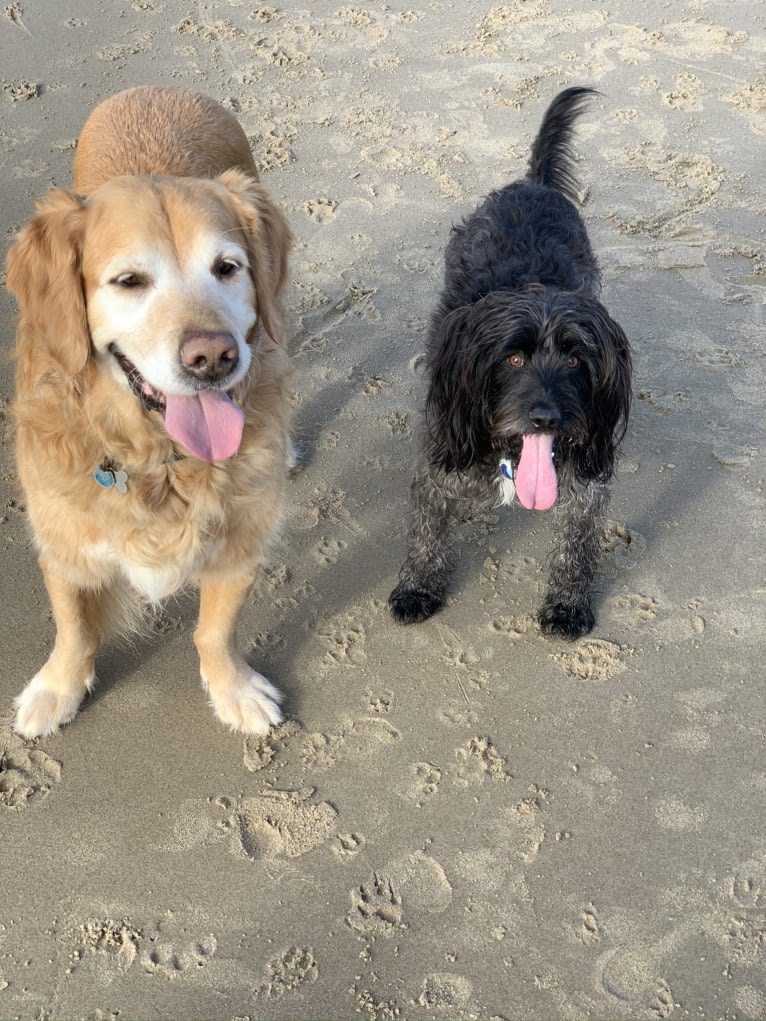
[80, 535, 225, 603]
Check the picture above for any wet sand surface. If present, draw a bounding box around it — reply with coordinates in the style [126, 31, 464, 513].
[1, 2, 765, 1018]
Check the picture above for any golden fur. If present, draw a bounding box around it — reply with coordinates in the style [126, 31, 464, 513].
[7, 86, 294, 738]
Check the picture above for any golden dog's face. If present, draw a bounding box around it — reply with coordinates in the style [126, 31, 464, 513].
[7, 168, 292, 460]
[83, 176, 257, 400]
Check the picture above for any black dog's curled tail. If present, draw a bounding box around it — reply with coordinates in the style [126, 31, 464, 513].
[526, 86, 599, 204]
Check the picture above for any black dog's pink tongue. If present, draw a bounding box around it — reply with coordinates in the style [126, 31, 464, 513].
[515, 433, 557, 510]
[163, 390, 244, 462]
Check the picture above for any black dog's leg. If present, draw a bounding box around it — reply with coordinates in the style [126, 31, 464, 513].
[389, 463, 460, 624]
[539, 478, 609, 640]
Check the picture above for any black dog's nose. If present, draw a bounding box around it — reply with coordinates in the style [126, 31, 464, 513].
[528, 404, 561, 431]
[180, 331, 239, 383]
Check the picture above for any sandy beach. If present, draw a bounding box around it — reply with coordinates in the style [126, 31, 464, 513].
[1, 1, 765, 1018]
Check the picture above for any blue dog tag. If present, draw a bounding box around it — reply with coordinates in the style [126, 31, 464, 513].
[93, 461, 128, 493]
[93, 466, 115, 489]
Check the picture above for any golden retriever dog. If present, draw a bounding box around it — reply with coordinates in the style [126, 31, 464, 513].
[6, 86, 293, 738]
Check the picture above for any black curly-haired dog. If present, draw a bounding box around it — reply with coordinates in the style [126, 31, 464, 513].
[389, 87, 632, 639]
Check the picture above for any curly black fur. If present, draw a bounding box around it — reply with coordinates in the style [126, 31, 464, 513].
[390, 88, 632, 639]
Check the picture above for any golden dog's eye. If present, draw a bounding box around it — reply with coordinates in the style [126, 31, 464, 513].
[508, 352, 525, 368]
[111, 272, 148, 290]
[214, 258, 241, 280]
[567, 354, 580, 369]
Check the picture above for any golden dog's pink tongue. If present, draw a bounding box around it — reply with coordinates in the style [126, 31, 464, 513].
[164, 390, 244, 462]
[515, 433, 557, 510]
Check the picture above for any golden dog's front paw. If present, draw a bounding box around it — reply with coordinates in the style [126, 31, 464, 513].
[13, 671, 92, 738]
[203, 665, 284, 735]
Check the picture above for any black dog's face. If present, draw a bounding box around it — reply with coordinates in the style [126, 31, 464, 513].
[492, 327, 591, 446]
[426, 286, 632, 491]
[490, 321, 592, 509]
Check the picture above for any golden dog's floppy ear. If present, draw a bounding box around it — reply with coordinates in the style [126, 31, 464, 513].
[6, 189, 90, 377]
[217, 169, 293, 344]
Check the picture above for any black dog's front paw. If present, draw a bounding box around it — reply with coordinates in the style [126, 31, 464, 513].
[389, 585, 445, 625]
[538, 600, 595, 640]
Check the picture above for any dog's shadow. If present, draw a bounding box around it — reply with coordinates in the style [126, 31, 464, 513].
[82, 590, 200, 712]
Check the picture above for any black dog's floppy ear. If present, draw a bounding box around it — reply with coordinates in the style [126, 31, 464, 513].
[425, 305, 495, 473]
[578, 302, 632, 481]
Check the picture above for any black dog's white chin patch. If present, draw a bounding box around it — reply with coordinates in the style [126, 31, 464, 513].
[109, 344, 166, 414]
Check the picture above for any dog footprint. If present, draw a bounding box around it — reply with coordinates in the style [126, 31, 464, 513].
[140, 934, 217, 977]
[412, 761, 442, 797]
[347, 873, 404, 937]
[693, 346, 740, 369]
[554, 638, 631, 680]
[141, 942, 183, 976]
[489, 614, 535, 639]
[367, 690, 393, 714]
[305, 484, 363, 534]
[336, 281, 380, 320]
[317, 430, 340, 450]
[303, 198, 337, 223]
[314, 536, 347, 564]
[454, 736, 511, 785]
[243, 718, 302, 773]
[333, 832, 366, 860]
[70, 918, 143, 974]
[613, 593, 658, 623]
[318, 615, 367, 668]
[726, 856, 766, 911]
[600, 522, 646, 573]
[651, 979, 678, 1018]
[0, 733, 62, 809]
[384, 410, 412, 437]
[436, 622, 481, 669]
[663, 72, 702, 111]
[256, 946, 318, 1000]
[263, 562, 291, 591]
[349, 369, 388, 395]
[249, 628, 287, 656]
[150, 609, 185, 635]
[483, 554, 537, 589]
[302, 716, 400, 770]
[637, 388, 689, 413]
[228, 789, 338, 860]
[580, 903, 601, 944]
[341, 715, 401, 753]
[318, 600, 383, 669]
[301, 730, 342, 769]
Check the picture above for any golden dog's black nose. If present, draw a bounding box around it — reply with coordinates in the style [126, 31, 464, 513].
[180, 331, 239, 383]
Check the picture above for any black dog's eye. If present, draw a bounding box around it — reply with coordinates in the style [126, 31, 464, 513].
[508, 352, 525, 368]
[111, 272, 149, 290]
[567, 354, 580, 369]
[213, 258, 241, 280]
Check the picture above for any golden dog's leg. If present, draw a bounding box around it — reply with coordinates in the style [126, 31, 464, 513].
[195, 574, 284, 735]
[14, 561, 101, 738]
